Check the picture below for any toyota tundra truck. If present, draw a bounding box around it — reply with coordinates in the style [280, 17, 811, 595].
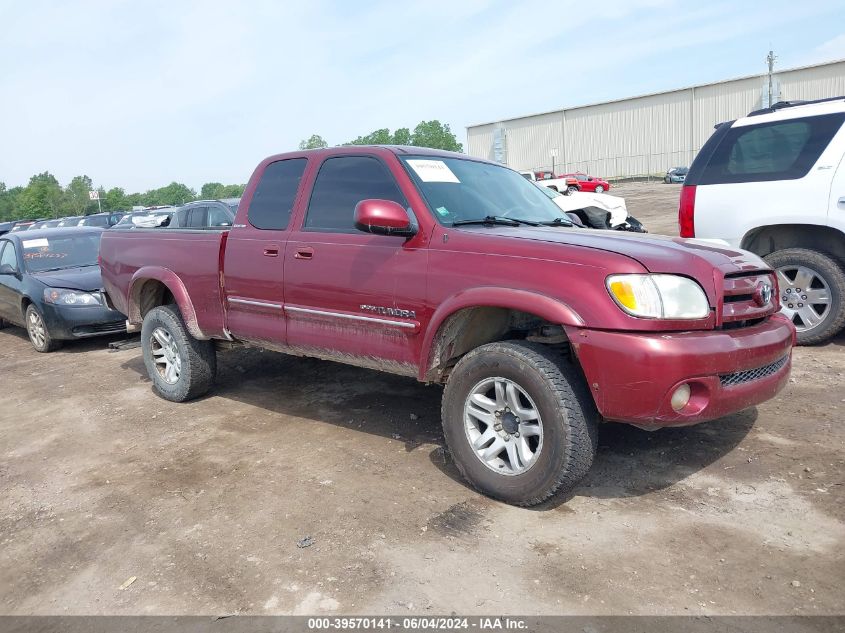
[99, 146, 795, 506]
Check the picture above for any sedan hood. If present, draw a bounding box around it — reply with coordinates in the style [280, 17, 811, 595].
[460, 226, 768, 276]
[31, 266, 104, 291]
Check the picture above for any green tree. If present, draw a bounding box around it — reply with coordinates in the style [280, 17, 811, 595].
[200, 182, 245, 200]
[219, 184, 245, 198]
[147, 182, 196, 206]
[410, 120, 463, 152]
[299, 134, 329, 150]
[392, 127, 412, 145]
[123, 192, 143, 209]
[0, 183, 20, 221]
[347, 128, 393, 146]
[343, 121, 463, 150]
[103, 187, 127, 211]
[200, 182, 225, 199]
[65, 175, 95, 216]
[18, 172, 64, 219]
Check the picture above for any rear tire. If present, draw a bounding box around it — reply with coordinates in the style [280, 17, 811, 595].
[26, 305, 62, 353]
[441, 341, 598, 507]
[567, 185, 578, 193]
[594, 185, 605, 193]
[141, 304, 216, 401]
[764, 248, 845, 345]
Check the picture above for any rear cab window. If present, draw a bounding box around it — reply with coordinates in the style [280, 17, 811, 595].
[248, 158, 308, 230]
[694, 113, 845, 184]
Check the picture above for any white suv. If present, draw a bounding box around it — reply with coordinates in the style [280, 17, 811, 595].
[680, 97, 845, 344]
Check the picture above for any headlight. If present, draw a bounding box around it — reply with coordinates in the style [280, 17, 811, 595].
[44, 288, 103, 306]
[606, 274, 709, 319]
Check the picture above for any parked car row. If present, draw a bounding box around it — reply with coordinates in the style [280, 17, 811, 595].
[0, 212, 126, 236]
[0, 198, 243, 352]
[3, 198, 241, 237]
[519, 170, 612, 194]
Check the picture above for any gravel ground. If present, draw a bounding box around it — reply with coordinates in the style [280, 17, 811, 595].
[1, 182, 843, 616]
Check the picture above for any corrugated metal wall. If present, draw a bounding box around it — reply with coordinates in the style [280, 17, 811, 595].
[466, 59, 845, 179]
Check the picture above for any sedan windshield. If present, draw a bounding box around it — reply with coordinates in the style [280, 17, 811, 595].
[400, 156, 573, 226]
[21, 233, 101, 273]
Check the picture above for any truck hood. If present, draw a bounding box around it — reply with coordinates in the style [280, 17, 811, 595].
[31, 266, 104, 291]
[459, 226, 768, 276]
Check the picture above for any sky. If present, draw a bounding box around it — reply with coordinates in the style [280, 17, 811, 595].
[1, 0, 844, 193]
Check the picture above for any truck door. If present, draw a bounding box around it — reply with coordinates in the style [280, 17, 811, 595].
[283, 155, 427, 376]
[222, 158, 308, 345]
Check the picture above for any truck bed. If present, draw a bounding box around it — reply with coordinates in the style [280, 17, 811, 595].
[99, 229, 228, 339]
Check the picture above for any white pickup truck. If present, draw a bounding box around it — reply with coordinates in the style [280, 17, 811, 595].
[519, 170, 579, 193]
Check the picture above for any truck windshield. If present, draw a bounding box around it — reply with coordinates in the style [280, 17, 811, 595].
[400, 156, 573, 227]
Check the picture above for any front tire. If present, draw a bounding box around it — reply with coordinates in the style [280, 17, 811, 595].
[441, 341, 598, 507]
[764, 248, 845, 345]
[141, 305, 216, 401]
[26, 305, 62, 352]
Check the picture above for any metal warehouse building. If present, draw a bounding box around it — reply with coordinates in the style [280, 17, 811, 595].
[466, 58, 845, 180]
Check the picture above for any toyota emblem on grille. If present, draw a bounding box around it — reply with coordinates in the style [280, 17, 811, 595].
[754, 282, 773, 307]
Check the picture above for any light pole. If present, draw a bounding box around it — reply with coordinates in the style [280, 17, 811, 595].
[767, 50, 777, 107]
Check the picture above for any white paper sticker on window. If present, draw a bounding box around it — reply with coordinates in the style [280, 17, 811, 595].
[22, 239, 49, 248]
[406, 159, 460, 183]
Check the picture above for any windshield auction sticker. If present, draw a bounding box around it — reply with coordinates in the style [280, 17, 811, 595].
[406, 159, 460, 183]
[22, 238, 49, 248]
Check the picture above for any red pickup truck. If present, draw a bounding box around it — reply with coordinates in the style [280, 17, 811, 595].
[100, 146, 795, 506]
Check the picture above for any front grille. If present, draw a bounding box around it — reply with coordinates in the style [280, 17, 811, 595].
[73, 321, 126, 335]
[721, 271, 777, 325]
[719, 355, 789, 387]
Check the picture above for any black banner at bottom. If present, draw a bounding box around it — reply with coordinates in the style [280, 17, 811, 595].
[0, 616, 843, 633]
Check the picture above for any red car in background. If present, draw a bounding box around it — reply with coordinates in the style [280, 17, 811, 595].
[562, 172, 610, 193]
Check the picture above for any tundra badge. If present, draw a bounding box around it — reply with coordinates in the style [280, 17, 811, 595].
[360, 304, 416, 319]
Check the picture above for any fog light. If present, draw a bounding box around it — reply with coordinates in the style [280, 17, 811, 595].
[670, 384, 691, 412]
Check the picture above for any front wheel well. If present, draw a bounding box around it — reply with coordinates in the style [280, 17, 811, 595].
[425, 306, 571, 383]
[742, 224, 845, 260]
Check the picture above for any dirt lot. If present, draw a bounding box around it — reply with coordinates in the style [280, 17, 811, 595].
[1, 182, 843, 616]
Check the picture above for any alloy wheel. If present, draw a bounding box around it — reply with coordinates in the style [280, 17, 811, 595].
[150, 327, 182, 384]
[27, 310, 46, 349]
[776, 264, 831, 332]
[463, 377, 544, 476]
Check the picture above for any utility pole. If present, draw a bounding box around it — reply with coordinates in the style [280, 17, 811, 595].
[767, 49, 777, 107]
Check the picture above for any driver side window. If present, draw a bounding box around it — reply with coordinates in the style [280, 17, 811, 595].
[0, 241, 18, 271]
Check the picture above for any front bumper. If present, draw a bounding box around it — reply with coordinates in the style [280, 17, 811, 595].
[41, 302, 127, 340]
[567, 314, 795, 429]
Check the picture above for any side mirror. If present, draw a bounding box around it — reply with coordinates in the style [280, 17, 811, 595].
[0, 263, 17, 275]
[587, 177, 593, 181]
[354, 199, 417, 238]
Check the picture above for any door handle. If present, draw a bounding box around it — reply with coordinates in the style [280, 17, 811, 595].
[294, 247, 314, 260]
[838, 196, 845, 205]
[263, 247, 279, 257]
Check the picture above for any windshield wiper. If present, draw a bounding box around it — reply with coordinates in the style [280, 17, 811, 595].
[452, 215, 540, 227]
[33, 264, 95, 273]
[537, 217, 575, 227]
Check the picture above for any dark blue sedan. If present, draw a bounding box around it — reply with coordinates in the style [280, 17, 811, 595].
[0, 227, 127, 352]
